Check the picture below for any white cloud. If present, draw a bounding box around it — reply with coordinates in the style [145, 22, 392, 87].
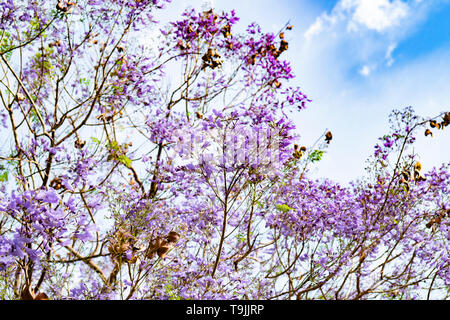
[385, 43, 397, 66]
[304, 11, 340, 40]
[302, 0, 436, 79]
[344, 0, 409, 32]
[289, 0, 450, 182]
[305, 0, 420, 40]
[359, 65, 372, 76]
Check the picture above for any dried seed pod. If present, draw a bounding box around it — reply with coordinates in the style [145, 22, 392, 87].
[35, 292, 49, 300]
[145, 249, 156, 260]
[325, 131, 332, 144]
[120, 243, 130, 253]
[20, 285, 35, 300]
[48, 40, 60, 48]
[167, 231, 180, 244]
[75, 137, 86, 149]
[50, 177, 63, 190]
[414, 162, 422, 172]
[279, 40, 288, 53]
[286, 25, 293, 30]
[56, 1, 67, 12]
[424, 129, 433, 137]
[157, 241, 173, 259]
[415, 175, 426, 182]
[273, 80, 282, 88]
[222, 24, 232, 38]
[108, 243, 116, 255]
[401, 170, 410, 181]
[442, 113, 450, 127]
[300, 146, 307, 152]
[293, 150, 302, 159]
[195, 111, 203, 119]
[426, 216, 442, 229]
[145, 236, 162, 259]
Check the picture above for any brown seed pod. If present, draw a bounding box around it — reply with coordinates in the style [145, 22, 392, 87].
[401, 170, 410, 181]
[20, 285, 50, 300]
[415, 175, 426, 182]
[50, 177, 63, 190]
[35, 292, 49, 300]
[442, 113, 450, 126]
[222, 24, 232, 38]
[424, 129, 433, 137]
[279, 40, 288, 53]
[176, 39, 185, 50]
[293, 150, 302, 160]
[20, 285, 35, 300]
[56, 2, 67, 12]
[49, 40, 61, 48]
[75, 137, 86, 149]
[157, 241, 173, 259]
[404, 183, 410, 192]
[120, 243, 130, 253]
[286, 25, 293, 30]
[273, 80, 282, 88]
[414, 162, 422, 172]
[300, 146, 307, 152]
[145, 236, 162, 259]
[325, 131, 332, 144]
[426, 216, 442, 229]
[167, 231, 180, 244]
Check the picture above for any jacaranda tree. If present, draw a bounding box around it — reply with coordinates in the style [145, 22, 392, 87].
[0, 0, 448, 300]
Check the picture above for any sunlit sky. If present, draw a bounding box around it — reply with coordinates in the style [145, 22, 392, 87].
[162, 0, 450, 184]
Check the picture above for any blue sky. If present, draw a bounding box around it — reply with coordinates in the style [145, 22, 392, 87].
[166, 0, 450, 184]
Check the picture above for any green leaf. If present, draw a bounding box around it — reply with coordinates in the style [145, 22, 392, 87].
[107, 140, 120, 151]
[276, 204, 294, 213]
[308, 150, 324, 163]
[0, 171, 8, 182]
[118, 155, 132, 168]
[91, 137, 101, 145]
